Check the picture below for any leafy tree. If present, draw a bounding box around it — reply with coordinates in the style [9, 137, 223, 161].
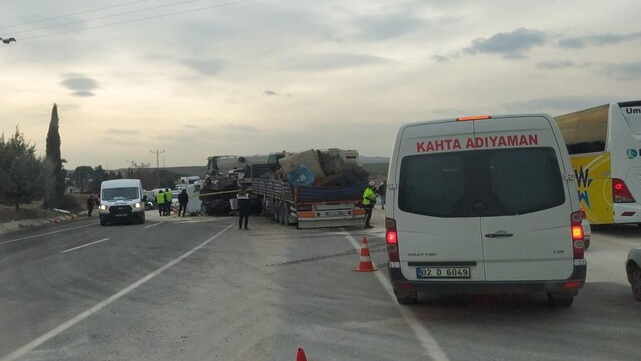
[44, 104, 66, 208]
[0, 127, 44, 211]
[71, 166, 94, 192]
[89, 165, 108, 194]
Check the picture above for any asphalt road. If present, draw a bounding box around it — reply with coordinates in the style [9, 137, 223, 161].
[0, 210, 639, 361]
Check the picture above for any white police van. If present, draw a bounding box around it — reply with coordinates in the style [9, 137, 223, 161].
[99, 179, 145, 226]
[385, 114, 587, 306]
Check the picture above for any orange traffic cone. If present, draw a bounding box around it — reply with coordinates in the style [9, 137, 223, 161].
[296, 347, 308, 361]
[354, 236, 377, 272]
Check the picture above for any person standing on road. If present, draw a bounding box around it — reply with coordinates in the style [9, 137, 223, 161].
[377, 180, 387, 210]
[156, 190, 165, 216]
[237, 187, 250, 230]
[164, 188, 173, 216]
[178, 189, 189, 217]
[362, 181, 377, 228]
[86, 194, 95, 217]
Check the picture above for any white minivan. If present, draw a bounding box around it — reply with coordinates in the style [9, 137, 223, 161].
[385, 114, 587, 307]
[99, 179, 146, 226]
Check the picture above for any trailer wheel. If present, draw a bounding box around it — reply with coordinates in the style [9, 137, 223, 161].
[274, 201, 281, 223]
[279, 203, 286, 225]
[283, 204, 291, 226]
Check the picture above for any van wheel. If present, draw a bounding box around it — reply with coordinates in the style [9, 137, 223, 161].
[396, 292, 418, 305]
[628, 263, 641, 302]
[547, 292, 574, 307]
[139, 213, 145, 224]
[100, 217, 107, 226]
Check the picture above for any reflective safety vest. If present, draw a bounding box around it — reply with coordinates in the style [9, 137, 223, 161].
[156, 192, 165, 204]
[362, 187, 376, 206]
[165, 190, 173, 203]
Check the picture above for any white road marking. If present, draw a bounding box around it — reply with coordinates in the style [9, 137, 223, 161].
[60, 238, 110, 253]
[143, 221, 164, 229]
[0, 224, 95, 246]
[340, 229, 451, 361]
[0, 223, 234, 361]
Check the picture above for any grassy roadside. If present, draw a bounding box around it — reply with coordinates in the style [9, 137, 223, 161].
[0, 193, 88, 223]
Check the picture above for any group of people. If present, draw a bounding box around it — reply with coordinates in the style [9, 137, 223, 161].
[155, 188, 190, 217]
[362, 179, 386, 229]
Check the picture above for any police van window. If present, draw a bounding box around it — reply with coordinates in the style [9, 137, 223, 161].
[399, 148, 565, 217]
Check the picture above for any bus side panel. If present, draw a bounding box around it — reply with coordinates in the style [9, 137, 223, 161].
[571, 152, 614, 224]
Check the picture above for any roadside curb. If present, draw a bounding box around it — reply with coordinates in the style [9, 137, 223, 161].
[0, 213, 87, 237]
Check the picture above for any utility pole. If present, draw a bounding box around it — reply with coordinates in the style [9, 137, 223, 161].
[150, 150, 165, 187]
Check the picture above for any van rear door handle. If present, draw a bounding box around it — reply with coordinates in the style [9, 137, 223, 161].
[485, 231, 513, 238]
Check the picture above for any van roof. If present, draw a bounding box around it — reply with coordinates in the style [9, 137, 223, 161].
[402, 113, 552, 128]
[101, 179, 142, 186]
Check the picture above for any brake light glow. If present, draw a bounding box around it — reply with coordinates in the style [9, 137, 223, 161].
[457, 115, 492, 121]
[562, 281, 583, 289]
[613, 178, 635, 203]
[570, 210, 584, 259]
[385, 217, 400, 262]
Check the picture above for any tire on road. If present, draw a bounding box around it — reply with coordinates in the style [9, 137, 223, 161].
[100, 217, 107, 226]
[547, 292, 574, 307]
[627, 262, 641, 302]
[395, 291, 418, 305]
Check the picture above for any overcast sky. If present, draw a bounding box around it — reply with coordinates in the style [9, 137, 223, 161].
[0, 0, 639, 169]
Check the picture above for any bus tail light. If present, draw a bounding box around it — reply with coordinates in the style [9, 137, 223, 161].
[385, 217, 399, 262]
[571, 210, 584, 259]
[613, 178, 635, 203]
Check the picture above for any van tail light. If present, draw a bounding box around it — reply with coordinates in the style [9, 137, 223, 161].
[613, 178, 635, 203]
[571, 210, 584, 259]
[385, 217, 400, 262]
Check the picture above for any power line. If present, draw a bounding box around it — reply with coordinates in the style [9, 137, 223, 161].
[18, 0, 255, 41]
[0, 0, 155, 31]
[7, 0, 216, 37]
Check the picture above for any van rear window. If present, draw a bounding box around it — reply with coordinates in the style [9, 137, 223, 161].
[398, 147, 565, 217]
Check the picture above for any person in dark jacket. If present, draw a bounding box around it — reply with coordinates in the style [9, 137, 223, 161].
[86, 194, 95, 217]
[237, 187, 250, 230]
[178, 189, 189, 217]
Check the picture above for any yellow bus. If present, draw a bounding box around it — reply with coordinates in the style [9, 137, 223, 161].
[556, 101, 641, 225]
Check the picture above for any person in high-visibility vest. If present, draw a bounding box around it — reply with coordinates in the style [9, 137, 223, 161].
[164, 188, 173, 216]
[156, 190, 165, 216]
[362, 181, 377, 228]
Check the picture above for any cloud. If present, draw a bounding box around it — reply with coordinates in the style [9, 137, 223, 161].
[536, 60, 574, 69]
[501, 95, 620, 114]
[60, 74, 100, 96]
[105, 129, 140, 135]
[432, 55, 450, 63]
[285, 52, 390, 71]
[463, 28, 546, 59]
[181, 58, 226, 76]
[354, 14, 423, 40]
[558, 32, 641, 49]
[222, 123, 258, 132]
[70, 91, 96, 97]
[597, 61, 641, 80]
[264, 90, 278, 96]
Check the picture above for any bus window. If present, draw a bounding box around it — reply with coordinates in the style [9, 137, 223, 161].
[556, 105, 608, 154]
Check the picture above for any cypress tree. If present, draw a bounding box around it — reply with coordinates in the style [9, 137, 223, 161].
[44, 104, 65, 208]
